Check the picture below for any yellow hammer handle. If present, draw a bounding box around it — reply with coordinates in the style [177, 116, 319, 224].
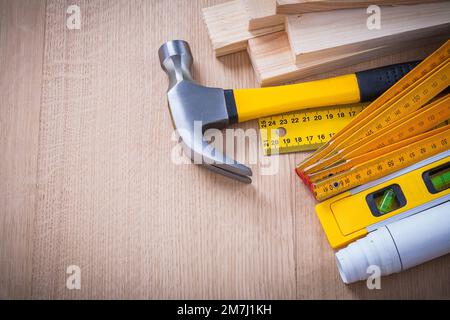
[233, 74, 361, 122]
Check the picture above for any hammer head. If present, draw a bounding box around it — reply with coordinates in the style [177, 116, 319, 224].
[159, 40, 252, 183]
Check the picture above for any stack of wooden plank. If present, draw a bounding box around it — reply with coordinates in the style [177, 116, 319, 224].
[203, 0, 450, 86]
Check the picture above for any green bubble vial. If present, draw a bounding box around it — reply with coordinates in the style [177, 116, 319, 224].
[377, 189, 396, 214]
[431, 169, 450, 192]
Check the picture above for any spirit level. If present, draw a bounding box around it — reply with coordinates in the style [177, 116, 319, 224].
[316, 152, 450, 249]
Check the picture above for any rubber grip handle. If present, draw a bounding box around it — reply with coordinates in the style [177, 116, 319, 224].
[356, 61, 420, 102]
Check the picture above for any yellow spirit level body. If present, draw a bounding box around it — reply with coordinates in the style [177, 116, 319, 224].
[316, 152, 450, 249]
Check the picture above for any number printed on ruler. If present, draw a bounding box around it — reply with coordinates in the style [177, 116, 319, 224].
[258, 103, 368, 155]
[358, 61, 450, 140]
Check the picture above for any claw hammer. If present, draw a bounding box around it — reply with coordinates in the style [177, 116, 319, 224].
[159, 40, 419, 183]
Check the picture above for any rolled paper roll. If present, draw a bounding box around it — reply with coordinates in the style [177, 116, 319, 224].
[336, 201, 450, 284]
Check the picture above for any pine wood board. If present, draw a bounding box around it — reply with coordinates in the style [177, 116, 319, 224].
[203, 0, 284, 56]
[242, 0, 285, 30]
[286, 2, 450, 65]
[248, 31, 446, 86]
[276, 0, 447, 14]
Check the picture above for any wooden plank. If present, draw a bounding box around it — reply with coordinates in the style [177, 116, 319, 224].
[248, 31, 445, 86]
[286, 2, 450, 65]
[0, 0, 46, 299]
[242, 0, 285, 30]
[202, 0, 284, 56]
[276, 0, 447, 14]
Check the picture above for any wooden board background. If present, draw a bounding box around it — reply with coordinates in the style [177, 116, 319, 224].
[1, 0, 449, 299]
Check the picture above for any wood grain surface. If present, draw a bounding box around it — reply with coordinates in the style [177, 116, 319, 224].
[1, 0, 449, 299]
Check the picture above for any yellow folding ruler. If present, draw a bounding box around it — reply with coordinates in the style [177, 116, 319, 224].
[258, 103, 368, 155]
[296, 39, 450, 201]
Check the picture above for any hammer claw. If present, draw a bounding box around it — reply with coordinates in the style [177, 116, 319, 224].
[200, 140, 252, 183]
[203, 163, 252, 184]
